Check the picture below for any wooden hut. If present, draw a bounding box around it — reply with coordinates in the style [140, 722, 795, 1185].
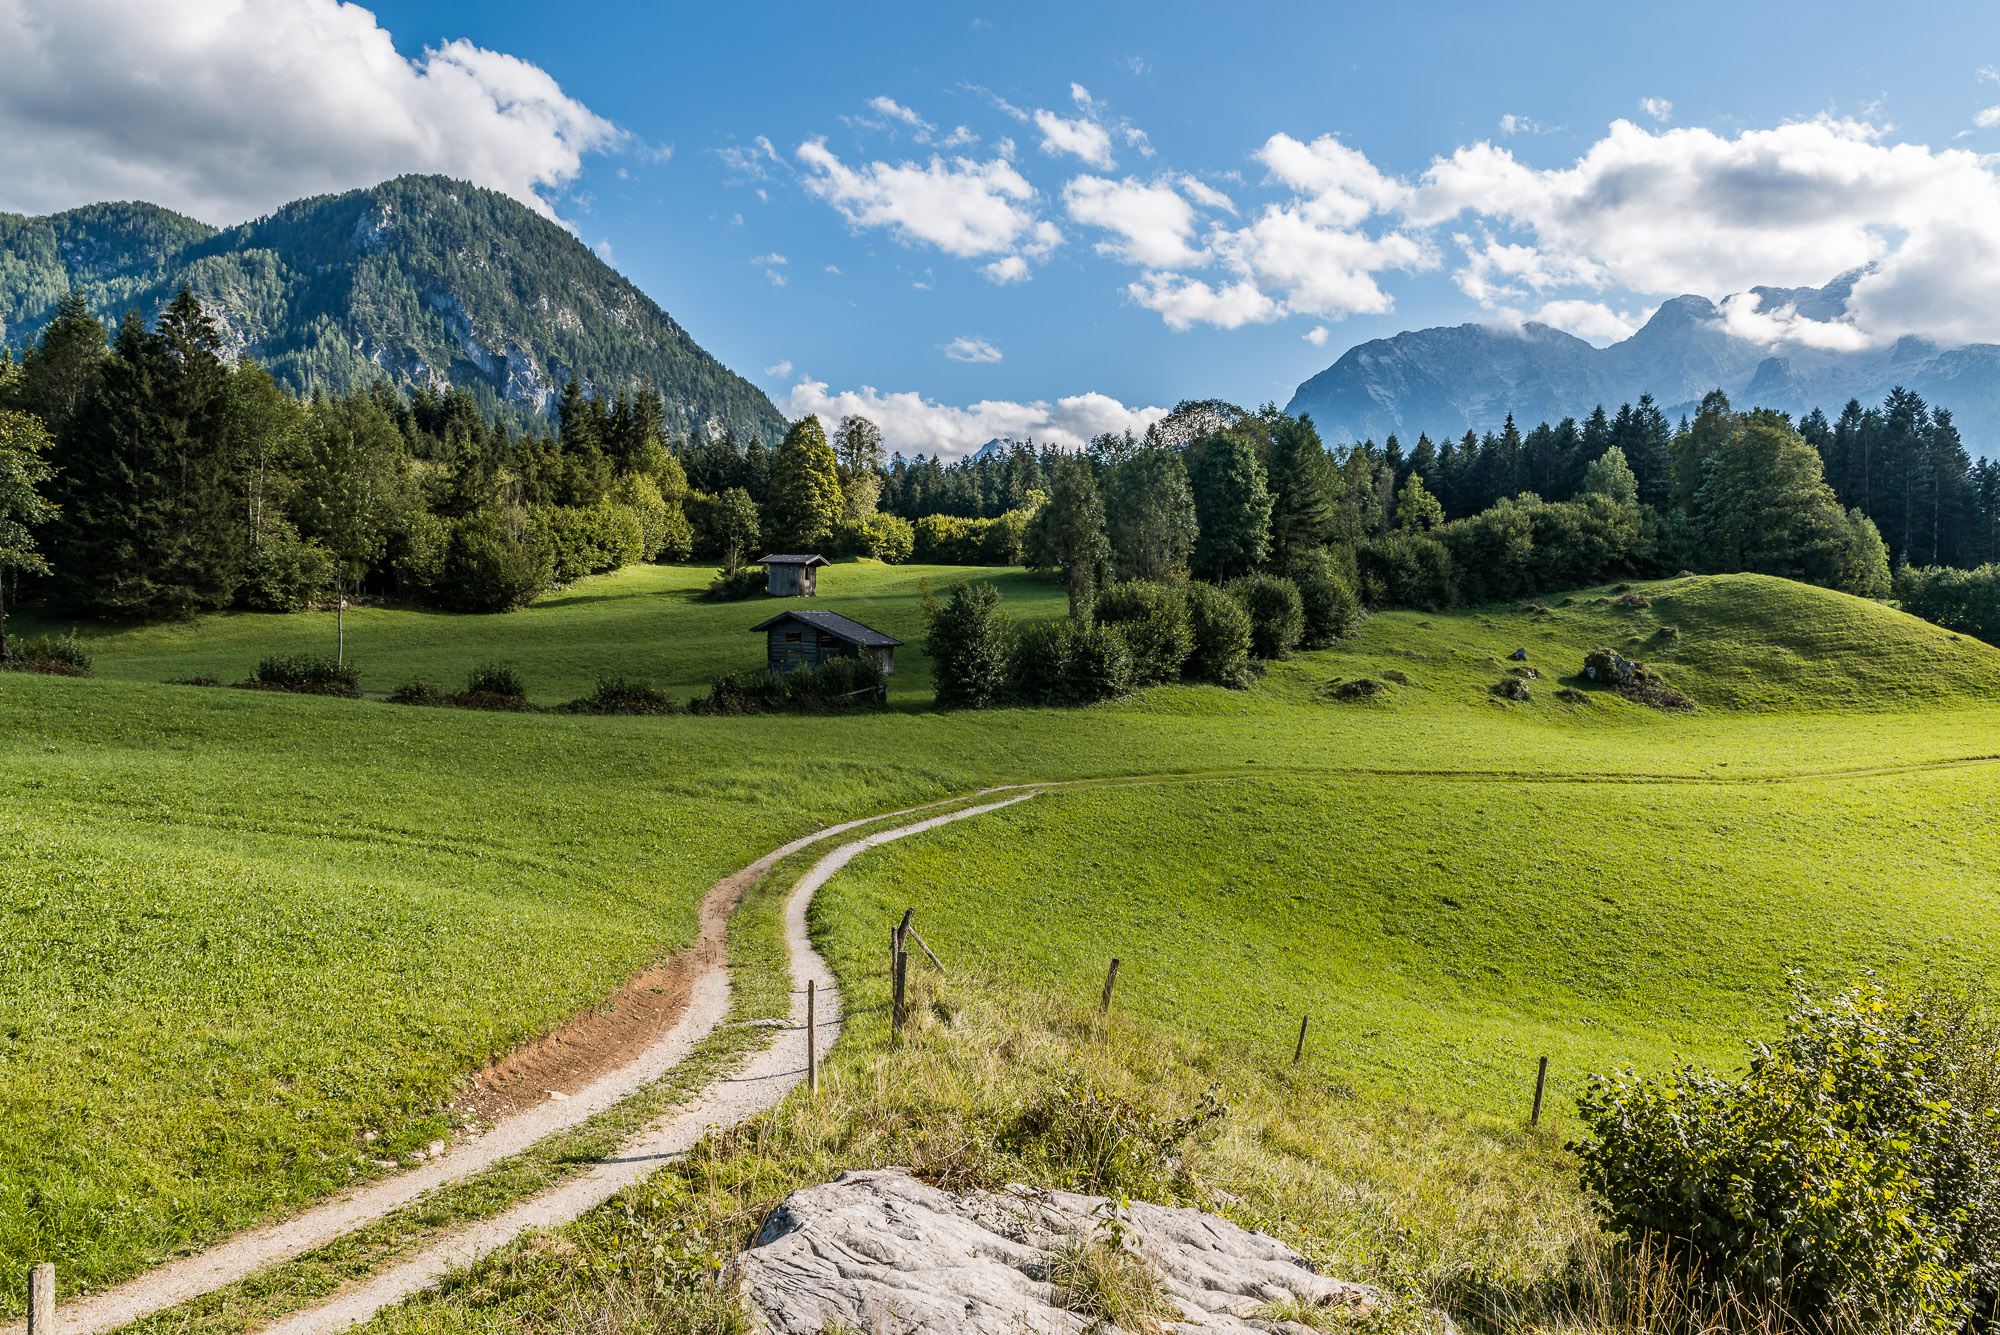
[751, 610, 903, 676]
[758, 553, 829, 597]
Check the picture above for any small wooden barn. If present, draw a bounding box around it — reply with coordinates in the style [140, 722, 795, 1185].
[758, 553, 829, 597]
[751, 610, 904, 676]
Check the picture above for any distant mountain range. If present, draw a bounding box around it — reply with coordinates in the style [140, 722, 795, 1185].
[0, 175, 787, 442]
[1287, 275, 2000, 455]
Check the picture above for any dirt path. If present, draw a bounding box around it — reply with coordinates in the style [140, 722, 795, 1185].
[7, 796, 1002, 1335]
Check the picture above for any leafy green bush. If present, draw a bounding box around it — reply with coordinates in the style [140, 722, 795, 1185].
[563, 675, 681, 715]
[248, 654, 359, 696]
[6, 630, 95, 676]
[1228, 573, 1305, 660]
[438, 511, 553, 613]
[853, 512, 916, 563]
[703, 566, 766, 601]
[1572, 978, 2000, 1329]
[1287, 547, 1364, 648]
[1092, 580, 1192, 686]
[463, 662, 526, 700]
[1896, 563, 2000, 646]
[536, 502, 645, 583]
[239, 525, 335, 612]
[1357, 530, 1456, 610]
[388, 679, 445, 706]
[923, 580, 1014, 709]
[695, 655, 885, 713]
[1009, 619, 1134, 706]
[1181, 582, 1252, 687]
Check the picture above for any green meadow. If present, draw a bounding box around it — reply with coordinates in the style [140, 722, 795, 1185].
[4, 563, 2000, 1305]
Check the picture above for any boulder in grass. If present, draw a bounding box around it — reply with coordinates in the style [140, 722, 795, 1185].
[740, 1168, 1376, 1335]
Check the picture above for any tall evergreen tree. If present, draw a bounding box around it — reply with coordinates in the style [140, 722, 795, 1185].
[1189, 431, 1273, 580]
[11, 292, 107, 439]
[1104, 446, 1197, 581]
[1025, 454, 1112, 618]
[1265, 415, 1338, 564]
[764, 416, 844, 550]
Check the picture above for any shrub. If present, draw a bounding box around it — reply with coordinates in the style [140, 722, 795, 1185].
[389, 510, 449, 599]
[239, 526, 335, 612]
[248, 654, 359, 697]
[439, 512, 553, 613]
[1009, 619, 1134, 706]
[1227, 573, 1304, 660]
[837, 513, 915, 563]
[912, 514, 996, 565]
[1092, 580, 1192, 686]
[564, 675, 680, 715]
[1357, 531, 1456, 610]
[1181, 582, 1252, 687]
[703, 567, 766, 601]
[536, 502, 645, 583]
[7, 630, 93, 675]
[696, 655, 885, 714]
[165, 674, 220, 688]
[388, 679, 446, 706]
[1572, 979, 2000, 1328]
[924, 580, 1013, 709]
[1287, 547, 1363, 648]
[464, 662, 526, 700]
[1896, 563, 2000, 646]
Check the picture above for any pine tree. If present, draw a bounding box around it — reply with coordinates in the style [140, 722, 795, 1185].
[764, 416, 844, 551]
[1265, 415, 1338, 564]
[1393, 472, 1444, 532]
[13, 291, 107, 438]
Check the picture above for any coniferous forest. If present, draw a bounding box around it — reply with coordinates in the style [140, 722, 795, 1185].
[5, 285, 2000, 650]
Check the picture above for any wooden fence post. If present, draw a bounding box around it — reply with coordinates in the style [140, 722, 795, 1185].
[806, 980, 818, 1094]
[1098, 958, 1121, 1017]
[892, 947, 909, 1034]
[1530, 1055, 1549, 1126]
[28, 1263, 55, 1335]
[1294, 1014, 1310, 1065]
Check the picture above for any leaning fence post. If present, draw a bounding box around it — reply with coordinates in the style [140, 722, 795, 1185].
[28, 1263, 55, 1335]
[1294, 1014, 1310, 1065]
[1098, 958, 1121, 1017]
[1530, 1055, 1549, 1126]
[806, 980, 818, 1094]
[892, 947, 909, 1034]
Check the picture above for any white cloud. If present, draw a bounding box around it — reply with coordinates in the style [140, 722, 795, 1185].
[866, 96, 932, 133]
[764, 360, 793, 378]
[1530, 299, 1647, 344]
[0, 0, 623, 225]
[795, 139, 1059, 280]
[1063, 176, 1204, 267]
[942, 335, 1003, 363]
[1303, 325, 1330, 346]
[1717, 292, 1872, 350]
[765, 268, 787, 287]
[1499, 114, 1557, 136]
[782, 379, 1166, 458]
[751, 252, 788, 265]
[594, 239, 614, 263]
[1639, 97, 1674, 122]
[1177, 176, 1237, 213]
[1978, 106, 2000, 129]
[1127, 273, 1282, 330]
[1034, 108, 1116, 169]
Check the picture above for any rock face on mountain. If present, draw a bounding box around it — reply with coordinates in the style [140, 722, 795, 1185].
[1288, 277, 2000, 454]
[0, 176, 787, 442]
[740, 1168, 1376, 1334]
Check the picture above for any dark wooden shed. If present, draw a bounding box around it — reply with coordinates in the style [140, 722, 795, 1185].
[758, 553, 829, 597]
[751, 610, 904, 676]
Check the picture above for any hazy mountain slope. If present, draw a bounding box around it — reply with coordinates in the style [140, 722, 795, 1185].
[0, 176, 787, 442]
[1289, 279, 2000, 454]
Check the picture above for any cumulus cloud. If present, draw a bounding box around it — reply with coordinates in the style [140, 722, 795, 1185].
[782, 379, 1166, 457]
[1063, 176, 1204, 267]
[0, 0, 623, 224]
[1530, 299, 1649, 344]
[1639, 97, 1674, 122]
[795, 139, 1061, 280]
[1303, 325, 1330, 346]
[1978, 106, 2000, 129]
[1499, 114, 1558, 136]
[764, 360, 793, 378]
[1126, 273, 1283, 330]
[942, 335, 1003, 363]
[1034, 109, 1117, 168]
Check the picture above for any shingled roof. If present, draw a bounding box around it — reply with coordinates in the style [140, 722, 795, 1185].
[757, 553, 830, 566]
[749, 609, 904, 648]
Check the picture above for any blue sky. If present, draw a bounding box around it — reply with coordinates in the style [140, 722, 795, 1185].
[8, 0, 2000, 451]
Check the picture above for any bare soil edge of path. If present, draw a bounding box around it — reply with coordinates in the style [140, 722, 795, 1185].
[7, 795, 1002, 1335]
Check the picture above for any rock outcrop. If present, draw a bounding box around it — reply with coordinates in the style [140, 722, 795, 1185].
[740, 1168, 1375, 1334]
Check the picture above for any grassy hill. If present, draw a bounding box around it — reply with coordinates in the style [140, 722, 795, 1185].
[4, 568, 1999, 1304]
[0, 177, 787, 440]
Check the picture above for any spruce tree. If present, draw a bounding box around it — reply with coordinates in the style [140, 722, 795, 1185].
[1265, 415, 1338, 564]
[764, 416, 843, 551]
[14, 291, 107, 438]
[1190, 431, 1273, 580]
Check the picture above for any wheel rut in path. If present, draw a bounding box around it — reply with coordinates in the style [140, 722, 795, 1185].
[15, 792, 1040, 1335]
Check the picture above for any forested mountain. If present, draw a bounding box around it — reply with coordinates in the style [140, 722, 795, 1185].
[1288, 276, 2000, 456]
[0, 176, 785, 443]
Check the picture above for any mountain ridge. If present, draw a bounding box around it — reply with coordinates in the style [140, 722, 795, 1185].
[1287, 280, 2000, 455]
[0, 176, 788, 442]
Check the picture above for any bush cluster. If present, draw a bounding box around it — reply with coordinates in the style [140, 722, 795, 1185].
[3, 630, 93, 676]
[911, 512, 1031, 565]
[695, 655, 886, 714]
[1896, 562, 2000, 647]
[1010, 619, 1134, 706]
[1359, 493, 1664, 611]
[245, 653, 360, 697]
[702, 567, 767, 602]
[562, 675, 681, 715]
[1572, 978, 2000, 1329]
